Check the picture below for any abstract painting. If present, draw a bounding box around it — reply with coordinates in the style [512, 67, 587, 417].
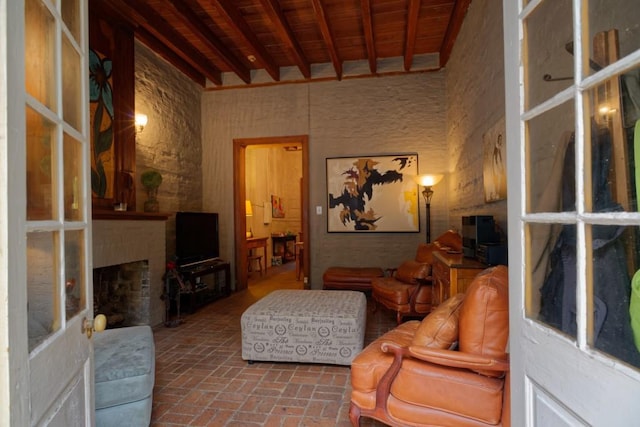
[326, 154, 419, 232]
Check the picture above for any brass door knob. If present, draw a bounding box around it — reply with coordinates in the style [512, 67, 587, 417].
[83, 314, 107, 338]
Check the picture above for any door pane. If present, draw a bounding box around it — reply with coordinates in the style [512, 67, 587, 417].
[25, 0, 56, 111]
[526, 100, 575, 213]
[524, 0, 573, 111]
[27, 232, 60, 352]
[587, 1, 640, 76]
[61, 0, 80, 41]
[64, 133, 82, 221]
[27, 107, 57, 221]
[62, 33, 83, 132]
[64, 230, 85, 320]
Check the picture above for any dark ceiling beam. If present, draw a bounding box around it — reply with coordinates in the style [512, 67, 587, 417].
[310, 0, 342, 80]
[207, 0, 280, 82]
[404, 0, 420, 71]
[360, 0, 377, 74]
[167, 0, 251, 84]
[258, 0, 311, 79]
[439, 0, 472, 67]
[114, 0, 222, 85]
[135, 27, 206, 87]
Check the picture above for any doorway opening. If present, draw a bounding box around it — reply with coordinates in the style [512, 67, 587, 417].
[233, 135, 310, 292]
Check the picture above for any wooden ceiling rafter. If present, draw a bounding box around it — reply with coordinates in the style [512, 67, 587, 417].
[360, 0, 377, 74]
[166, 0, 251, 84]
[404, 0, 421, 71]
[136, 27, 206, 86]
[207, 0, 281, 82]
[439, 0, 472, 67]
[110, 0, 223, 85]
[258, 0, 312, 79]
[310, 0, 342, 80]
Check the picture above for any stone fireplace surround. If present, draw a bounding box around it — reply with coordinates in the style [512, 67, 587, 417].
[92, 218, 166, 327]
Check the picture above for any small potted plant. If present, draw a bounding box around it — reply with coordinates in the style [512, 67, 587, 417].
[141, 169, 162, 212]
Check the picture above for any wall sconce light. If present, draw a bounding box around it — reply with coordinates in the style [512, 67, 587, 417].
[414, 174, 444, 243]
[135, 113, 148, 133]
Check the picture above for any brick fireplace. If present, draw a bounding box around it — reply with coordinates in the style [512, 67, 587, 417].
[92, 218, 167, 326]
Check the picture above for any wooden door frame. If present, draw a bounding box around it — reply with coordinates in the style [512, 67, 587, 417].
[233, 135, 310, 291]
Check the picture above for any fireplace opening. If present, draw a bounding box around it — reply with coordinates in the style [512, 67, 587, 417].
[93, 260, 150, 328]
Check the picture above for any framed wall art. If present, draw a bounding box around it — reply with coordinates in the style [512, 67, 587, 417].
[326, 154, 419, 232]
[482, 116, 507, 202]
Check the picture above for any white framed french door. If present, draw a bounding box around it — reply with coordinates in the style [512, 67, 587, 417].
[504, 0, 640, 424]
[1, 0, 95, 424]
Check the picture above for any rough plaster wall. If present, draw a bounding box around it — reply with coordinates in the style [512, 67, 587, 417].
[134, 41, 203, 259]
[445, 0, 508, 237]
[202, 73, 447, 288]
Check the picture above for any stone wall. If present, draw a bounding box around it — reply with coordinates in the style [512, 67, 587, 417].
[445, 0, 508, 236]
[202, 73, 447, 288]
[134, 41, 203, 259]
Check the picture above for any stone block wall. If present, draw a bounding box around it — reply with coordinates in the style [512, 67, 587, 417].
[134, 41, 203, 260]
[445, 0, 508, 236]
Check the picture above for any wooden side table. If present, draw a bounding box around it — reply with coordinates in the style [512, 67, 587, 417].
[432, 251, 487, 307]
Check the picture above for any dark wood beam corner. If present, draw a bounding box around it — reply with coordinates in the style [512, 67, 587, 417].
[209, 0, 280, 82]
[259, 0, 312, 79]
[360, 0, 377, 74]
[404, 0, 420, 71]
[439, 0, 472, 68]
[311, 0, 342, 79]
[135, 28, 206, 87]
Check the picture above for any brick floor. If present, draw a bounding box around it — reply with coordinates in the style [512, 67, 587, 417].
[151, 264, 394, 426]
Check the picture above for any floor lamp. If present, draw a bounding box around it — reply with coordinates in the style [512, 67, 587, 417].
[415, 174, 443, 243]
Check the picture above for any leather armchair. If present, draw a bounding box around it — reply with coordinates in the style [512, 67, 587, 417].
[350, 265, 510, 427]
[372, 230, 462, 324]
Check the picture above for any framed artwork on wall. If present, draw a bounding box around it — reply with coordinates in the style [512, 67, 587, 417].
[271, 195, 285, 218]
[482, 117, 507, 202]
[326, 154, 419, 232]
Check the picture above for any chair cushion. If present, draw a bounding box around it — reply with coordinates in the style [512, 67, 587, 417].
[395, 260, 430, 284]
[459, 265, 509, 376]
[372, 277, 417, 305]
[94, 325, 155, 409]
[411, 293, 465, 348]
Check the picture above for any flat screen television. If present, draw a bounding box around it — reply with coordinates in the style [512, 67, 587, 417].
[175, 211, 220, 265]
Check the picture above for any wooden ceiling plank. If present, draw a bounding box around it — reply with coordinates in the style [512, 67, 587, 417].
[310, 0, 342, 79]
[404, 0, 420, 71]
[120, 0, 223, 85]
[209, 0, 280, 81]
[136, 27, 207, 86]
[360, 0, 377, 74]
[168, 0, 251, 84]
[439, 0, 471, 67]
[258, 0, 312, 78]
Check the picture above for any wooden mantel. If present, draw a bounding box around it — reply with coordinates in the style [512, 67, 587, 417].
[92, 210, 171, 221]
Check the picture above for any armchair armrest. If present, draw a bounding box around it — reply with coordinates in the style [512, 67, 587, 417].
[407, 345, 510, 372]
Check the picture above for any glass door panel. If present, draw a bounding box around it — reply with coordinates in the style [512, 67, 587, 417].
[526, 100, 575, 213]
[64, 133, 83, 221]
[27, 232, 60, 352]
[64, 230, 85, 320]
[61, 0, 81, 41]
[62, 33, 83, 132]
[26, 107, 57, 221]
[25, 0, 56, 111]
[523, 0, 573, 111]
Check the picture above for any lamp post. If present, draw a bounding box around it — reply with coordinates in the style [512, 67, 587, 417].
[415, 174, 444, 243]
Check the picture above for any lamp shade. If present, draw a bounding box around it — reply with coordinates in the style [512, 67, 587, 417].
[415, 174, 444, 187]
[245, 200, 253, 216]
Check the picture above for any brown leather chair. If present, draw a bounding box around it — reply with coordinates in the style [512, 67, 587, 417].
[372, 230, 462, 324]
[350, 265, 510, 427]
